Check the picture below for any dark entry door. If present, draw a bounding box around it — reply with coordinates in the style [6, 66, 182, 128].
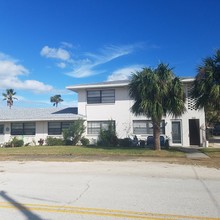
[189, 119, 200, 145]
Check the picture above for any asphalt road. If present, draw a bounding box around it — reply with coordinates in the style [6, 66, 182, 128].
[0, 161, 220, 220]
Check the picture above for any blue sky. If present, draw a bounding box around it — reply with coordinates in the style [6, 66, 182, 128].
[0, 0, 219, 108]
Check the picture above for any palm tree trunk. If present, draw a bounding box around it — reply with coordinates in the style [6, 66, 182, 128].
[153, 120, 161, 150]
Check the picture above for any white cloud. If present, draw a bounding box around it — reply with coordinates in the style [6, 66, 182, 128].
[0, 60, 29, 77]
[61, 42, 73, 48]
[107, 65, 143, 81]
[0, 52, 14, 60]
[66, 44, 139, 78]
[67, 66, 97, 78]
[22, 80, 53, 93]
[40, 46, 70, 61]
[0, 76, 53, 94]
[41, 43, 145, 78]
[57, 62, 66, 68]
[0, 52, 53, 93]
[85, 44, 136, 66]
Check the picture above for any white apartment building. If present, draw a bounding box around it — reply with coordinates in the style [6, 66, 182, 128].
[67, 78, 206, 147]
[0, 79, 206, 147]
[0, 107, 83, 145]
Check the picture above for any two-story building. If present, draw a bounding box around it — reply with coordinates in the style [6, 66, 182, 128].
[67, 78, 206, 147]
[0, 78, 206, 147]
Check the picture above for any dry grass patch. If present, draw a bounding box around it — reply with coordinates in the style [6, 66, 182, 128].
[200, 148, 220, 158]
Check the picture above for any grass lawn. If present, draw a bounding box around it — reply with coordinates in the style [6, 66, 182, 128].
[200, 148, 220, 158]
[0, 145, 185, 158]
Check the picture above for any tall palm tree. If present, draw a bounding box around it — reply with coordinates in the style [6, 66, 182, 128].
[2, 89, 18, 108]
[129, 63, 186, 150]
[50, 94, 63, 107]
[191, 49, 220, 111]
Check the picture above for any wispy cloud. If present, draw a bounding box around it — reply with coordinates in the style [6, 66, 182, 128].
[67, 44, 141, 78]
[41, 43, 144, 78]
[57, 62, 66, 68]
[107, 65, 144, 81]
[61, 41, 73, 48]
[0, 52, 53, 93]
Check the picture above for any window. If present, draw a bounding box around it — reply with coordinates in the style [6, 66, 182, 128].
[11, 122, 35, 135]
[87, 121, 115, 134]
[48, 122, 71, 135]
[172, 121, 182, 144]
[133, 120, 165, 134]
[0, 125, 4, 134]
[87, 89, 115, 104]
[24, 123, 36, 135]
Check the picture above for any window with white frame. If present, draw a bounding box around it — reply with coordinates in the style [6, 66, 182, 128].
[87, 121, 115, 134]
[87, 89, 115, 104]
[133, 120, 165, 134]
[11, 122, 36, 135]
[48, 122, 72, 135]
[172, 121, 182, 144]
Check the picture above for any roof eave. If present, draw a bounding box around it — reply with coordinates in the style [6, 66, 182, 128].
[66, 82, 129, 92]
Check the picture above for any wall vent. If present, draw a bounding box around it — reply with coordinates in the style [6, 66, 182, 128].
[187, 84, 197, 111]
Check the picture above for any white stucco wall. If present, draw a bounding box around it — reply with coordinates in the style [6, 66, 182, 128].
[0, 121, 62, 145]
[0, 81, 206, 147]
[77, 83, 206, 147]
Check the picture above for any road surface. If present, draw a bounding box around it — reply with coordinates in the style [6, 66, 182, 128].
[0, 161, 219, 220]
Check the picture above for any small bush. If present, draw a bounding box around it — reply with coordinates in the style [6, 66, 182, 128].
[81, 137, 90, 146]
[118, 138, 132, 147]
[45, 137, 64, 146]
[63, 119, 85, 146]
[11, 137, 24, 147]
[97, 121, 118, 147]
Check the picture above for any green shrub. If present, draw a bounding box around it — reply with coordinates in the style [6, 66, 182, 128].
[45, 137, 64, 146]
[97, 121, 118, 147]
[11, 137, 24, 147]
[118, 138, 132, 147]
[63, 119, 85, 145]
[81, 137, 90, 146]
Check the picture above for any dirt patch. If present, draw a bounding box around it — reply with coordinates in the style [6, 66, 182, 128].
[0, 155, 219, 169]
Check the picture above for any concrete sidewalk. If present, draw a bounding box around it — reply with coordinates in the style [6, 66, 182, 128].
[175, 147, 210, 159]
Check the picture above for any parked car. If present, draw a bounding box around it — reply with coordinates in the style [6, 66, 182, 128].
[213, 124, 220, 136]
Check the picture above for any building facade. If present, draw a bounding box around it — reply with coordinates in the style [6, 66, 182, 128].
[0, 79, 206, 147]
[67, 79, 206, 147]
[0, 107, 83, 145]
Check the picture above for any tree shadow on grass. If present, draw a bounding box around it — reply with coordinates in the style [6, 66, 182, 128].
[0, 191, 43, 220]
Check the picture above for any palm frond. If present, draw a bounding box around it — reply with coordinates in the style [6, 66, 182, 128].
[191, 49, 220, 110]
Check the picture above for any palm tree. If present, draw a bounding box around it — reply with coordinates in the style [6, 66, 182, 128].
[129, 63, 186, 150]
[191, 49, 220, 111]
[50, 94, 63, 107]
[2, 89, 18, 108]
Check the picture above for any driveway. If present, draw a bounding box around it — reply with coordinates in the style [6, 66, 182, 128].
[0, 161, 220, 220]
